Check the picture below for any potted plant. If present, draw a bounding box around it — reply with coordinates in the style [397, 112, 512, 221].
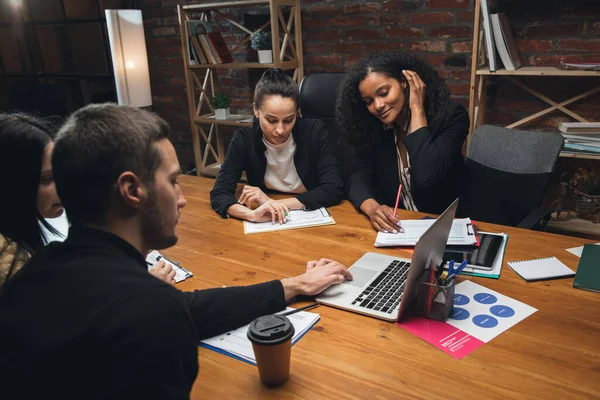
[569, 166, 600, 220]
[212, 92, 231, 120]
[251, 30, 272, 64]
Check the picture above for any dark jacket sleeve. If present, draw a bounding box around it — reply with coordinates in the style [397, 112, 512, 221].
[181, 280, 287, 340]
[102, 287, 198, 400]
[347, 147, 376, 211]
[403, 104, 469, 189]
[210, 129, 247, 217]
[296, 122, 344, 209]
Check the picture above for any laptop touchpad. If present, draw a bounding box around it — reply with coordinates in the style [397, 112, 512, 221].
[346, 267, 378, 288]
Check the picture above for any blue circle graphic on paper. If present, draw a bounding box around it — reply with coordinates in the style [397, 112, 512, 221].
[472, 314, 498, 328]
[490, 305, 515, 318]
[454, 294, 470, 305]
[474, 293, 497, 304]
[450, 307, 470, 320]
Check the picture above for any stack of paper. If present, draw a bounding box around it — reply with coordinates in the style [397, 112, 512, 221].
[243, 207, 335, 234]
[200, 308, 321, 365]
[146, 250, 193, 283]
[374, 218, 478, 247]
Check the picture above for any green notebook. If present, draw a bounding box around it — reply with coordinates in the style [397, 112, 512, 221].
[574, 244, 600, 293]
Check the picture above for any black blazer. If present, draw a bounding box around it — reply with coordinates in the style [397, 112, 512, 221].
[0, 225, 287, 398]
[348, 101, 469, 215]
[210, 118, 344, 217]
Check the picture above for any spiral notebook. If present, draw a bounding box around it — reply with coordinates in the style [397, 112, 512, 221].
[508, 257, 575, 282]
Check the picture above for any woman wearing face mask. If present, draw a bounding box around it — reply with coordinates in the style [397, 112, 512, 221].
[0, 113, 176, 290]
[210, 68, 344, 223]
[336, 51, 469, 233]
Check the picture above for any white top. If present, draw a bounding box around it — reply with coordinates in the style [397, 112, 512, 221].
[262, 135, 307, 194]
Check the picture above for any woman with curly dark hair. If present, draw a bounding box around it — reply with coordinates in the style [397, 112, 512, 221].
[336, 51, 469, 233]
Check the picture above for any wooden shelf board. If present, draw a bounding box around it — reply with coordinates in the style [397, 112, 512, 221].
[183, 0, 270, 11]
[195, 114, 254, 127]
[190, 61, 297, 70]
[548, 211, 600, 237]
[560, 151, 600, 160]
[476, 66, 600, 76]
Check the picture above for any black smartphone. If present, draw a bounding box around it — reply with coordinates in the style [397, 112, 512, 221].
[442, 233, 504, 271]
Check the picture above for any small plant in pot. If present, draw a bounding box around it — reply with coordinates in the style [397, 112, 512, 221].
[212, 92, 231, 120]
[251, 30, 273, 64]
[569, 166, 600, 220]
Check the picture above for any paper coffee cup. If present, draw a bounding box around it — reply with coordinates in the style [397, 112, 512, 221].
[247, 314, 295, 386]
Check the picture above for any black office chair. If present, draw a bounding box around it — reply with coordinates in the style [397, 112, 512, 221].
[461, 125, 564, 230]
[298, 72, 351, 178]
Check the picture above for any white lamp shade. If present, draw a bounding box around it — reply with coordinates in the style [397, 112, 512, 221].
[105, 10, 152, 107]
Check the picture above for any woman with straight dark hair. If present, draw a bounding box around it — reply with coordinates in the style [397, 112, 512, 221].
[210, 68, 344, 223]
[336, 51, 469, 233]
[0, 113, 64, 289]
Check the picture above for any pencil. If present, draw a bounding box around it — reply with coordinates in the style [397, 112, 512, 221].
[393, 183, 403, 216]
[279, 302, 319, 317]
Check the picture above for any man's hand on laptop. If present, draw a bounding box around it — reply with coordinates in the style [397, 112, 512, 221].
[281, 258, 353, 301]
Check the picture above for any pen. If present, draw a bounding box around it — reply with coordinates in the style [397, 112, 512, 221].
[279, 302, 319, 317]
[446, 259, 468, 282]
[393, 184, 403, 217]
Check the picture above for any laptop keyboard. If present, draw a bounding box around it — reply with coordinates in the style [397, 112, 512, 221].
[351, 260, 410, 314]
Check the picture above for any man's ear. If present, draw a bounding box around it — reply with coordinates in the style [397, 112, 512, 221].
[252, 102, 259, 119]
[116, 171, 146, 209]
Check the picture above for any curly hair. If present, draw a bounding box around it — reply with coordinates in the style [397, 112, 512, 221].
[336, 51, 450, 151]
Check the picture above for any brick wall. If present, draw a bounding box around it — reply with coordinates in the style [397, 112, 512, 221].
[138, 0, 600, 172]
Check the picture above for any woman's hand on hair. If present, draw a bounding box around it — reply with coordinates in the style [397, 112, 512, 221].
[402, 70, 426, 114]
[238, 185, 271, 208]
[148, 260, 176, 286]
[250, 200, 290, 224]
[367, 204, 403, 234]
[402, 70, 428, 133]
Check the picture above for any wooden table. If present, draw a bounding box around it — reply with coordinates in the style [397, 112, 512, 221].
[169, 175, 600, 399]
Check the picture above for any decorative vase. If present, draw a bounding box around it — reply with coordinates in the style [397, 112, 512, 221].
[214, 108, 230, 120]
[258, 50, 273, 64]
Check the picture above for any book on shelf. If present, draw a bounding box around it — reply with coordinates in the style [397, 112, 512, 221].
[206, 32, 233, 64]
[559, 122, 600, 134]
[480, 0, 498, 72]
[185, 20, 205, 66]
[191, 36, 208, 65]
[204, 34, 222, 64]
[490, 13, 521, 71]
[198, 34, 218, 64]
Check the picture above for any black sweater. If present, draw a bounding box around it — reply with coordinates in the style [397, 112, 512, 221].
[0, 225, 286, 399]
[210, 118, 344, 217]
[348, 101, 469, 215]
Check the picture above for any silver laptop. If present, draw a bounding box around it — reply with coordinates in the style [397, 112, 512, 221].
[317, 199, 459, 322]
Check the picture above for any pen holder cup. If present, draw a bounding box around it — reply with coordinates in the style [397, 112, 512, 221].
[414, 278, 455, 321]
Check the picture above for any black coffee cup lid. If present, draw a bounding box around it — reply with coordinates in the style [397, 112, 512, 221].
[247, 315, 295, 346]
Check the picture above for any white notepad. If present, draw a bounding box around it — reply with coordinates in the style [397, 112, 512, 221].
[199, 308, 320, 365]
[243, 207, 335, 234]
[508, 257, 575, 282]
[374, 218, 477, 247]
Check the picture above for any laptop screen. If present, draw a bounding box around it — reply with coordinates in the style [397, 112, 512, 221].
[397, 198, 459, 321]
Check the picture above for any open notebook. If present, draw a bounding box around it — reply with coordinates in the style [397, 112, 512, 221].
[199, 308, 320, 365]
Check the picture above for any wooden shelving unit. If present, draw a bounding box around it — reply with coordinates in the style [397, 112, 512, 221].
[468, 0, 600, 160]
[177, 0, 303, 177]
